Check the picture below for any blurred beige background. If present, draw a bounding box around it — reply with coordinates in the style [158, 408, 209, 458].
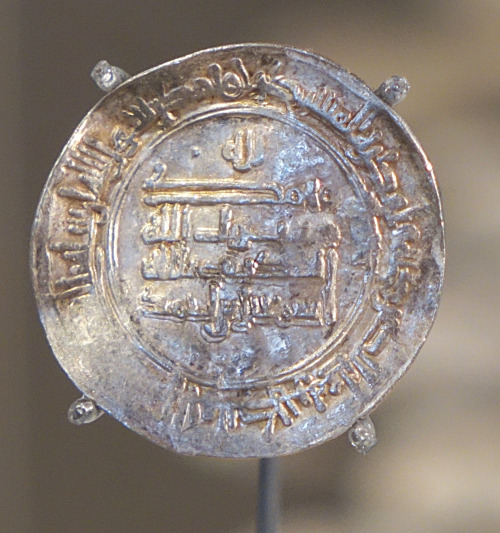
[1, 1, 499, 531]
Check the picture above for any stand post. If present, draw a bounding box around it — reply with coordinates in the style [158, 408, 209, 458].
[256, 458, 280, 533]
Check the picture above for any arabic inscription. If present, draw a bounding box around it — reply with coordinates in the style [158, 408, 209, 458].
[108, 111, 373, 387]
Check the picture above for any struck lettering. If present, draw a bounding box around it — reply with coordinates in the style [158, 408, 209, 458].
[137, 162, 340, 342]
[49, 136, 126, 300]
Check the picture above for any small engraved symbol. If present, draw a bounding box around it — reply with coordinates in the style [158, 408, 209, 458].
[222, 128, 264, 172]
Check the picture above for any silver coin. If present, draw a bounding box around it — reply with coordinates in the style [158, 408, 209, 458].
[31, 44, 444, 457]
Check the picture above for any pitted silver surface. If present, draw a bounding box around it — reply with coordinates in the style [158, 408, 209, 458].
[31, 44, 444, 457]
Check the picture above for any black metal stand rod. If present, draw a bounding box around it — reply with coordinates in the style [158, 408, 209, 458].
[256, 458, 280, 533]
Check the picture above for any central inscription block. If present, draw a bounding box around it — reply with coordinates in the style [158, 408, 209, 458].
[109, 113, 372, 387]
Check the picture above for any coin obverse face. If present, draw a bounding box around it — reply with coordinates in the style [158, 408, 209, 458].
[31, 44, 444, 457]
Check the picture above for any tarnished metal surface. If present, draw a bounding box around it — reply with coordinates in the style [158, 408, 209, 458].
[30, 44, 444, 457]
